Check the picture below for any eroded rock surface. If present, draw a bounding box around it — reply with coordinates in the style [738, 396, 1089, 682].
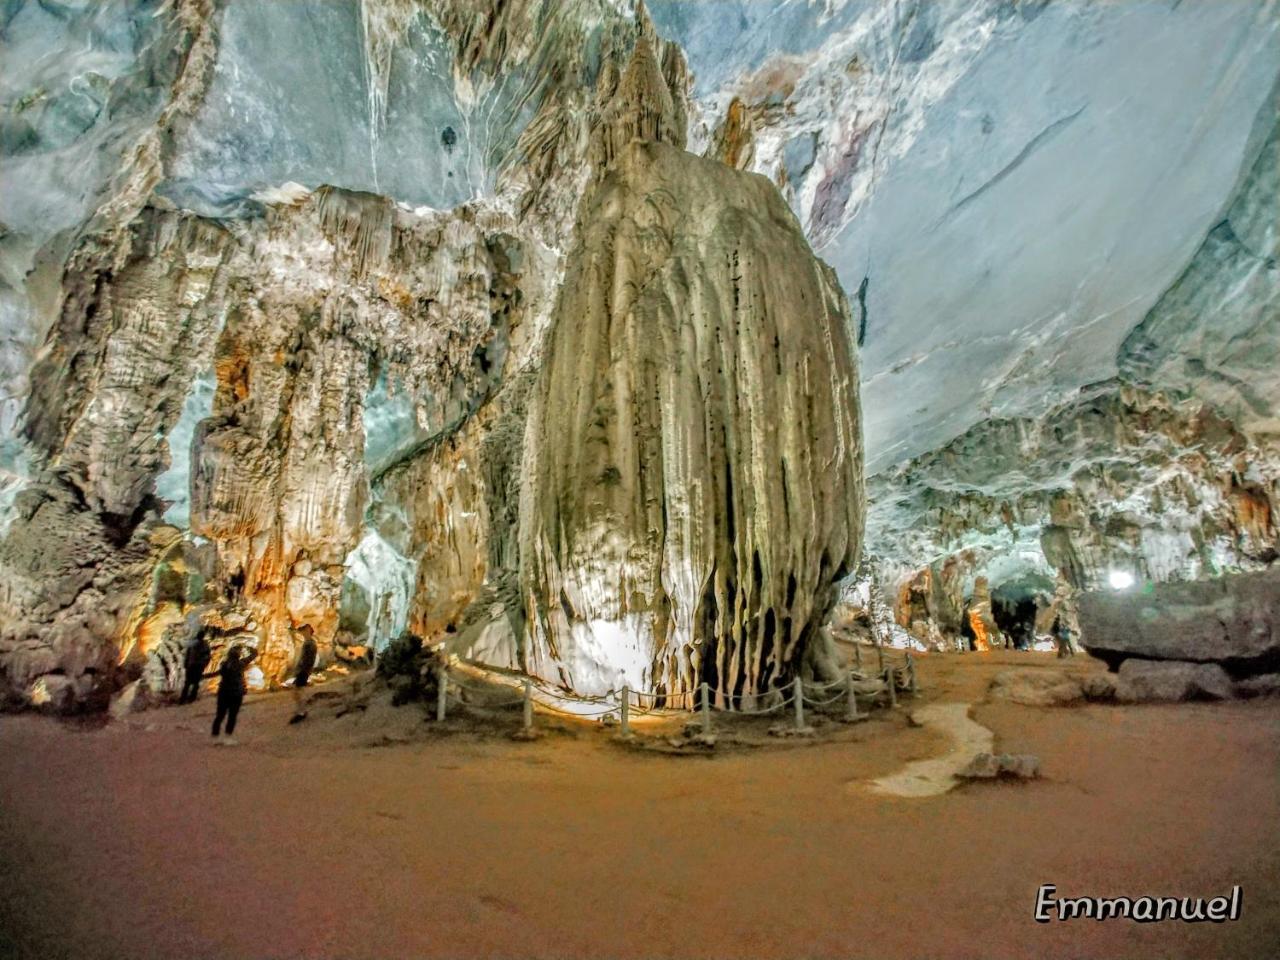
[1115, 659, 1236, 704]
[520, 39, 863, 702]
[1080, 567, 1280, 673]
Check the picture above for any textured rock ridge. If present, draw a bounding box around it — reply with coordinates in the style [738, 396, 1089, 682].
[1080, 566, 1280, 673]
[866, 382, 1278, 651]
[1120, 94, 1280, 437]
[518, 40, 863, 703]
[0, 2, 700, 708]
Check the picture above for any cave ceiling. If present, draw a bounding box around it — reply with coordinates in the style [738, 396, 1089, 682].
[4, 1, 1278, 485]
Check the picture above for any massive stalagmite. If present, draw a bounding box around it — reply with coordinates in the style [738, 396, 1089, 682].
[519, 38, 863, 704]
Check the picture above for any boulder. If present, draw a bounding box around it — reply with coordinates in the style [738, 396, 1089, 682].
[1114, 659, 1234, 702]
[108, 680, 151, 720]
[958, 752, 1040, 780]
[1080, 673, 1119, 702]
[1079, 566, 1280, 670]
[1234, 673, 1280, 698]
[988, 669, 1083, 707]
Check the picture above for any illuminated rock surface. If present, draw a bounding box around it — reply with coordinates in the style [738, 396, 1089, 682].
[1080, 567, 1280, 672]
[520, 42, 862, 700]
[0, 0, 1277, 707]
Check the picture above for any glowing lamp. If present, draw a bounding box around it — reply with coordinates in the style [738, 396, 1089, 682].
[1108, 570, 1134, 590]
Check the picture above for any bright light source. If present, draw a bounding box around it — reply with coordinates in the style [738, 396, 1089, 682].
[1108, 570, 1134, 590]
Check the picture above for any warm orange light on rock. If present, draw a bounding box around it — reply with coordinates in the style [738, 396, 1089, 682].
[968, 609, 992, 652]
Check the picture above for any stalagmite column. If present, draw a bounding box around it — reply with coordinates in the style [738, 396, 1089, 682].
[966, 576, 1004, 651]
[518, 36, 864, 704]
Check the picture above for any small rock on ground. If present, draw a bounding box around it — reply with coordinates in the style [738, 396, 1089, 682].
[958, 752, 1040, 780]
[988, 669, 1083, 707]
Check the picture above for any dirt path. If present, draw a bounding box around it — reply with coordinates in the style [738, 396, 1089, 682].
[2, 652, 1277, 960]
[866, 702, 993, 797]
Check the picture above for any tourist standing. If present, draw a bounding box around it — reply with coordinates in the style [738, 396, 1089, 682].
[179, 614, 212, 704]
[211, 642, 257, 744]
[290, 624, 319, 723]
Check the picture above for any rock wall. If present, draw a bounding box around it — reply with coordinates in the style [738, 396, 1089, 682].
[0, 1, 715, 709]
[0, 184, 535, 699]
[859, 79, 1280, 648]
[1120, 93, 1280, 437]
[867, 383, 1279, 649]
[650, 0, 1280, 472]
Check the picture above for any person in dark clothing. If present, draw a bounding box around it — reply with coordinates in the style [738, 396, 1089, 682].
[1053, 618, 1076, 659]
[211, 642, 258, 742]
[289, 624, 319, 723]
[179, 616, 212, 704]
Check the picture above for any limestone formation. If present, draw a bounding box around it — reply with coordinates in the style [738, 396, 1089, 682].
[870, 383, 1279, 649]
[965, 577, 1005, 651]
[1079, 566, 1280, 673]
[0, 185, 528, 700]
[2, 0, 1278, 714]
[1114, 659, 1235, 703]
[519, 39, 863, 703]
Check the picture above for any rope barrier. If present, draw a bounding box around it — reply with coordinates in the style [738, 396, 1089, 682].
[802, 690, 848, 709]
[431, 648, 922, 728]
[730, 694, 795, 716]
[446, 692, 527, 708]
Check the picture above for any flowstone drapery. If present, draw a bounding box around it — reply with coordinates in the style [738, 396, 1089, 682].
[518, 39, 864, 705]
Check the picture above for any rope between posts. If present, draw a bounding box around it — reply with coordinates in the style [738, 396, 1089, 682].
[534, 702, 621, 720]
[626, 687, 695, 705]
[438, 655, 918, 725]
[730, 694, 795, 716]
[802, 690, 848, 708]
[803, 677, 849, 693]
[446, 692, 527, 708]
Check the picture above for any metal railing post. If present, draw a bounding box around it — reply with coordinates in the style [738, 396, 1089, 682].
[793, 676, 805, 729]
[436, 664, 447, 722]
[522, 678, 533, 732]
[700, 682, 711, 735]
[845, 671, 860, 721]
[620, 685, 630, 736]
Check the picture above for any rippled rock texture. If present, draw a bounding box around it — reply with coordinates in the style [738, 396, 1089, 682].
[1080, 567, 1280, 674]
[869, 383, 1278, 651]
[2, 0, 1277, 707]
[520, 43, 862, 701]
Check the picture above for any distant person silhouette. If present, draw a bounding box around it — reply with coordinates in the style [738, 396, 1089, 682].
[1053, 618, 1076, 659]
[179, 614, 211, 704]
[290, 624, 319, 724]
[211, 642, 258, 744]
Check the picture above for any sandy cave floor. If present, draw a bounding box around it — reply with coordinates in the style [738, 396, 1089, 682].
[1, 651, 1278, 960]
